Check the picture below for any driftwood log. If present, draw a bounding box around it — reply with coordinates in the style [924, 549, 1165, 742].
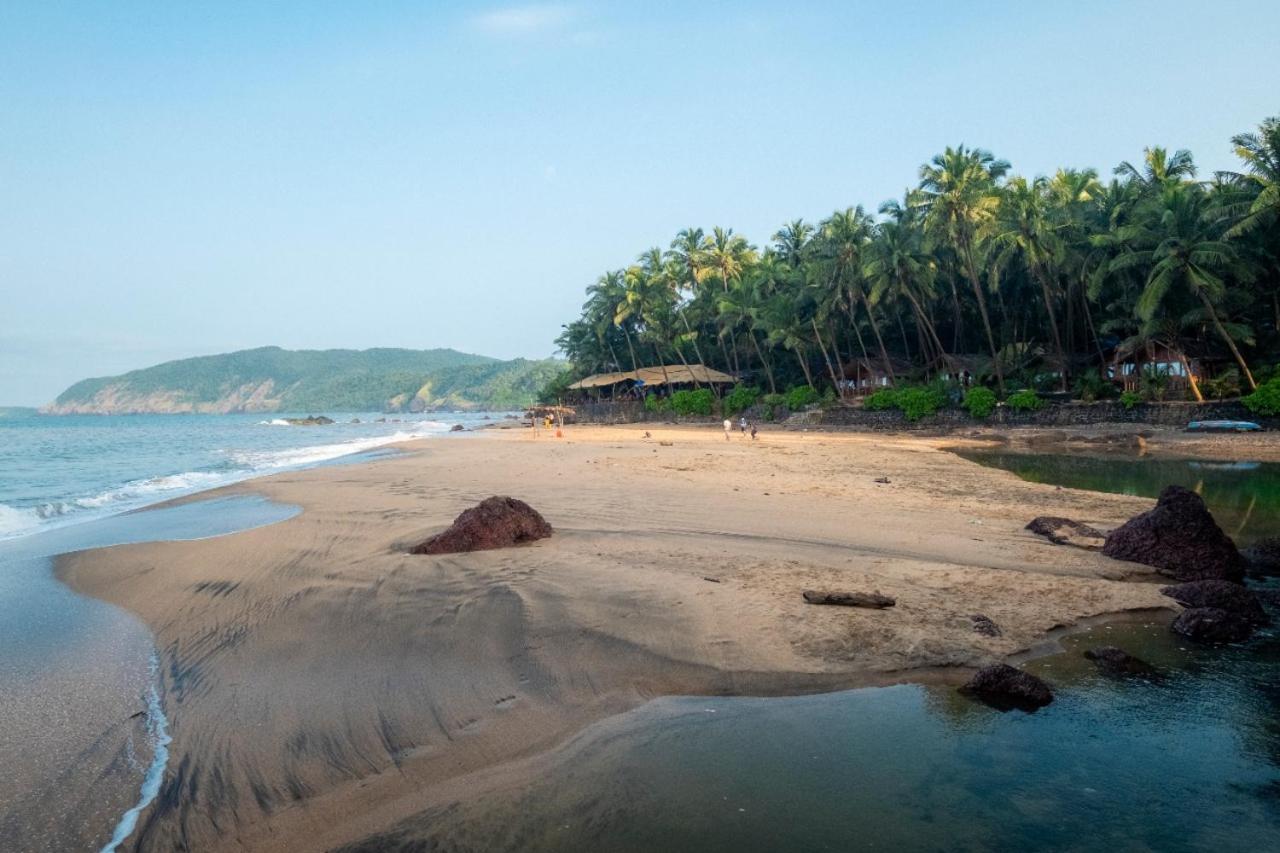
[802, 590, 895, 609]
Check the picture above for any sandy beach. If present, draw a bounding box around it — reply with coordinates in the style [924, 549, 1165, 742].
[58, 425, 1186, 851]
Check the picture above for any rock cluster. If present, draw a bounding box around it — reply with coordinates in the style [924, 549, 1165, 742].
[1084, 646, 1160, 678]
[410, 496, 552, 555]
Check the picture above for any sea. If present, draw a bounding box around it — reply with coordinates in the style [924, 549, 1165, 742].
[0, 409, 505, 851]
[0, 410, 506, 541]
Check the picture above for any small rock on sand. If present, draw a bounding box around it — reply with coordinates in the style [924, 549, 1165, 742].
[970, 614, 1002, 637]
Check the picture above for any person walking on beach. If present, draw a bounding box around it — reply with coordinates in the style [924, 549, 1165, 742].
[739, 415, 747, 435]
[723, 418, 732, 441]
[750, 422, 758, 441]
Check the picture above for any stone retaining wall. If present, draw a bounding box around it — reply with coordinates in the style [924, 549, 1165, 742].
[571, 398, 1276, 432]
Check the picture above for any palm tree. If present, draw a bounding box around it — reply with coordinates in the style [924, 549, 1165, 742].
[1220, 116, 1280, 238]
[865, 219, 947, 367]
[991, 176, 1069, 388]
[915, 145, 1010, 393]
[1114, 146, 1197, 192]
[1109, 183, 1258, 389]
[584, 270, 638, 372]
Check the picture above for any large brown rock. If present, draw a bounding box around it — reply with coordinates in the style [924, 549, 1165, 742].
[1161, 580, 1269, 627]
[1101, 486, 1244, 581]
[1025, 516, 1106, 550]
[411, 496, 552, 555]
[802, 590, 895, 609]
[961, 664, 1054, 711]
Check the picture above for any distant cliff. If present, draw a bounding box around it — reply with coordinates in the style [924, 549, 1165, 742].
[44, 347, 561, 414]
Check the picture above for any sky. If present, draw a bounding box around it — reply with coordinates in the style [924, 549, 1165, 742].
[2, 1, 1278, 405]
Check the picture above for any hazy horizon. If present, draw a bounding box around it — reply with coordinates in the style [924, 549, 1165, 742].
[4, 1, 1279, 406]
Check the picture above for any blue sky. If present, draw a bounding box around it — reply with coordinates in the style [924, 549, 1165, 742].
[2, 1, 1278, 405]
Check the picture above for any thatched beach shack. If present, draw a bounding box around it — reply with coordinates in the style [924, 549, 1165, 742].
[565, 364, 737, 402]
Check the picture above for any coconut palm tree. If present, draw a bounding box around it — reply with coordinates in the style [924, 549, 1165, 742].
[865, 219, 947, 367]
[915, 145, 1010, 393]
[1108, 183, 1258, 389]
[991, 176, 1069, 388]
[1220, 116, 1280, 238]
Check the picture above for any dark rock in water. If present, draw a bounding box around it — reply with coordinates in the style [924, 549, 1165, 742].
[283, 415, 335, 426]
[1171, 607, 1255, 644]
[1084, 646, 1160, 678]
[1102, 486, 1244, 582]
[960, 663, 1054, 711]
[410, 496, 552, 555]
[970, 614, 1003, 637]
[450, 423, 465, 432]
[1241, 537, 1280, 573]
[802, 590, 895, 609]
[1255, 589, 1280, 608]
[1161, 580, 1269, 626]
[1025, 516, 1106, 550]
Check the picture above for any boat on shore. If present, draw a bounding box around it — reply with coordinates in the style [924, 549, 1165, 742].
[1186, 420, 1262, 433]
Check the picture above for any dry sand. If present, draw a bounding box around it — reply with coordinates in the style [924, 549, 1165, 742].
[59, 425, 1179, 851]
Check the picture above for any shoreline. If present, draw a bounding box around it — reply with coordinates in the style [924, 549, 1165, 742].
[55, 424, 1246, 851]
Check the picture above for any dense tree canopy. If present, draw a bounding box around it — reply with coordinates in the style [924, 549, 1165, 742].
[553, 115, 1280, 404]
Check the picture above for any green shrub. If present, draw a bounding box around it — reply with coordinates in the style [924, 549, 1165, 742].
[1242, 377, 1280, 416]
[784, 385, 820, 411]
[1006, 388, 1044, 411]
[669, 388, 715, 416]
[723, 385, 761, 416]
[863, 388, 898, 411]
[895, 385, 947, 421]
[1140, 365, 1170, 401]
[963, 386, 998, 419]
[1119, 390, 1141, 411]
[1200, 369, 1240, 401]
[644, 394, 668, 413]
[1073, 372, 1118, 403]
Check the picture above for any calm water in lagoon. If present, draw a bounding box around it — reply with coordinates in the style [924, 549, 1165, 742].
[359, 619, 1280, 853]
[953, 449, 1280, 547]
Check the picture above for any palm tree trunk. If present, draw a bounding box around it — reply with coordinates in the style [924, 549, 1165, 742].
[1080, 278, 1108, 377]
[1033, 264, 1069, 390]
[859, 289, 896, 384]
[1198, 292, 1257, 390]
[794, 348, 815, 389]
[962, 241, 1005, 394]
[1173, 347, 1205, 403]
[811, 317, 841, 393]
[749, 331, 777, 394]
[906, 290, 948, 364]
[679, 311, 708, 368]
[620, 325, 640, 372]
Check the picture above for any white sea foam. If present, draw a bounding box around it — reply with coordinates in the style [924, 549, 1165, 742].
[0, 420, 456, 542]
[100, 654, 171, 853]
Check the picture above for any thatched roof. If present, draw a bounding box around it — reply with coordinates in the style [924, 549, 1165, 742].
[568, 364, 736, 389]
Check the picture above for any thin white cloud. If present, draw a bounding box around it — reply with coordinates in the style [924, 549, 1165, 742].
[472, 4, 575, 35]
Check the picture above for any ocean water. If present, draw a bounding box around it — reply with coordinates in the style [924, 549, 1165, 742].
[0, 410, 506, 540]
[0, 410, 504, 851]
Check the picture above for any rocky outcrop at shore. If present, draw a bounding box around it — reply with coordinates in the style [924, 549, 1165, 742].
[410, 496, 552, 555]
[960, 663, 1054, 711]
[1172, 607, 1255, 644]
[1101, 486, 1245, 582]
[1025, 516, 1106, 550]
[1161, 580, 1269, 627]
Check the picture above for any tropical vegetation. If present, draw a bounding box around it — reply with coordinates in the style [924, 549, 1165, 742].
[550, 115, 1280, 412]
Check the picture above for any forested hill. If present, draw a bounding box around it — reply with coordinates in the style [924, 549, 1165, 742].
[44, 347, 562, 414]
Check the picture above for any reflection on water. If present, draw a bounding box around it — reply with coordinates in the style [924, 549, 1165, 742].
[352, 617, 1280, 852]
[954, 449, 1280, 546]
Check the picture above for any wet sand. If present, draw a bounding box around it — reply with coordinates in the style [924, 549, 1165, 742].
[57, 425, 1185, 851]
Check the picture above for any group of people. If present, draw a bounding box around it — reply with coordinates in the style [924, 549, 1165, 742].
[723, 415, 758, 441]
